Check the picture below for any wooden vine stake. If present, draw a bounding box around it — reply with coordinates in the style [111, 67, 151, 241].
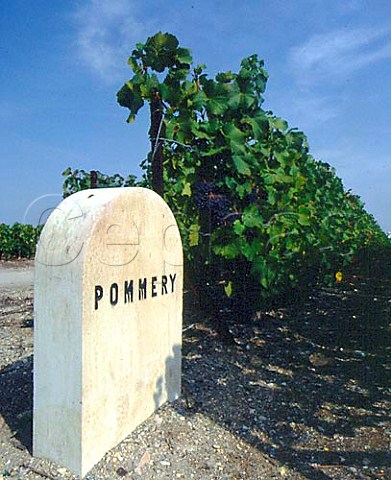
[149, 90, 165, 197]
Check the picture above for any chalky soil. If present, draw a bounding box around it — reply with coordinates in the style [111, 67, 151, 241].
[0, 261, 390, 479]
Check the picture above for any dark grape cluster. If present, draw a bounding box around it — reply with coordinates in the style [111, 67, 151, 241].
[193, 182, 233, 227]
[193, 182, 218, 209]
[210, 195, 233, 226]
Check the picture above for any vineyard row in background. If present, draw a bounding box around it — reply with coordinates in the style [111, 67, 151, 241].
[0, 223, 43, 260]
[0, 169, 136, 260]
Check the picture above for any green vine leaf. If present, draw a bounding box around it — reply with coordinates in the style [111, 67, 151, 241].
[224, 281, 233, 297]
[232, 155, 251, 176]
[182, 182, 192, 196]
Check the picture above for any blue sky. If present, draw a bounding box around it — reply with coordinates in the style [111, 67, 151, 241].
[1, 0, 390, 231]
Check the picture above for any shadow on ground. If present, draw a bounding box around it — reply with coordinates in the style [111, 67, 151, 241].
[0, 277, 390, 479]
[0, 355, 33, 452]
[176, 277, 391, 479]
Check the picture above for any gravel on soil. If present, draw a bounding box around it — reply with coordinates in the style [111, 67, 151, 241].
[0, 261, 390, 479]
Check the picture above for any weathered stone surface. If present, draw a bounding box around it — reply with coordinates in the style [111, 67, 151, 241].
[33, 187, 183, 477]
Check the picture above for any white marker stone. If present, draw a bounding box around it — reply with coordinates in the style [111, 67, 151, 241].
[33, 187, 183, 477]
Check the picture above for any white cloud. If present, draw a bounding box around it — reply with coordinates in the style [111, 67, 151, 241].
[267, 89, 341, 132]
[73, 0, 148, 82]
[290, 93, 339, 127]
[290, 26, 391, 85]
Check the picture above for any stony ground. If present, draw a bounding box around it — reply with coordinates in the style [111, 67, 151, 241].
[0, 260, 390, 479]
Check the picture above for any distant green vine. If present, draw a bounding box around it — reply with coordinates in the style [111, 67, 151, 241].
[0, 223, 43, 259]
[61, 167, 140, 198]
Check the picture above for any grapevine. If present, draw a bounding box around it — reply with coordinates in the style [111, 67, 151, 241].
[111, 31, 391, 311]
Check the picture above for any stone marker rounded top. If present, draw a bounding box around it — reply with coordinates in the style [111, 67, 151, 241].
[36, 187, 182, 266]
[34, 187, 183, 477]
[36, 187, 183, 269]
